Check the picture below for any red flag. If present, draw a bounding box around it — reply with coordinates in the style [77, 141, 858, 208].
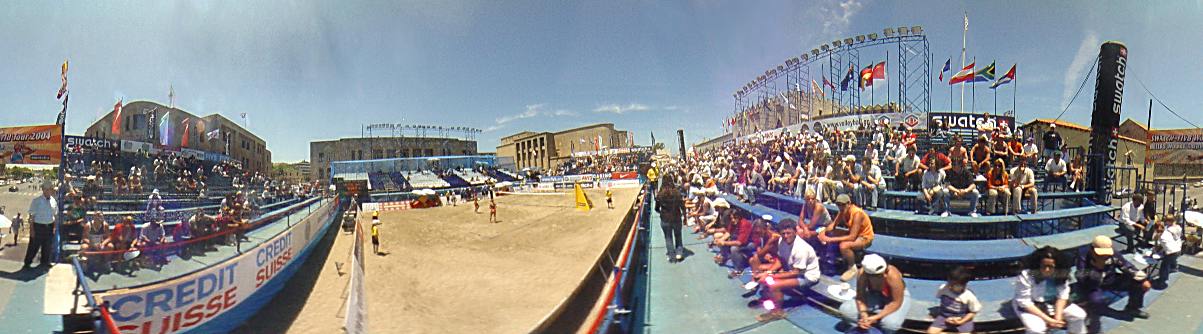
[872, 61, 886, 80]
[110, 99, 123, 134]
[180, 117, 192, 147]
[948, 62, 976, 85]
[860, 65, 874, 89]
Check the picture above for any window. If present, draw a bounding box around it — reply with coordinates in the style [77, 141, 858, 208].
[319, 152, 325, 161]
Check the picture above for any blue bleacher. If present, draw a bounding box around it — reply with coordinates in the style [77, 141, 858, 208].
[440, 172, 471, 188]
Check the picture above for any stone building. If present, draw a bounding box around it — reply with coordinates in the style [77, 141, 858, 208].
[495, 123, 632, 171]
[309, 136, 477, 183]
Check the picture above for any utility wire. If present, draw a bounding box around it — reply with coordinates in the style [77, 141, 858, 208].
[1134, 75, 1202, 129]
[1054, 55, 1100, 123]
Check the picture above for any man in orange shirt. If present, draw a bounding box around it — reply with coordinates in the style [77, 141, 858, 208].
[819, 194, 875, 281]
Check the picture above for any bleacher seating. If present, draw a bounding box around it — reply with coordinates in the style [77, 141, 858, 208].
[440, 172, 471, 188]
[452, 169, 492, 185]
[403, 171, 450, 189]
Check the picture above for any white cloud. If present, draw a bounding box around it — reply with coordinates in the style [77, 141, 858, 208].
[1062, 31, 1099, 109]
[818, 0, 863, 37]
[664, 105, 680, 111]
[486, 103, 577, 132]
[593, 103, 651, 114]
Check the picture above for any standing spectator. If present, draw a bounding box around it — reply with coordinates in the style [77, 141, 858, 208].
[1044, 151, 1068, 191]
[1155, 213, 1183, 288]
[946, 159, 981, 217]
[371, 220, 382, 255]
[1010, 159, 1038, 214]
[838, 254, 912, 333]
[24, 181, 57, 269]
[819, 194, 875, 282]
[1013, 246, 1085, 334]
[1042, 124, 1063, 161]
[655, 176, 686, 262]
[918, 159, 949, 216]
[754, 219, 821, 322]
[1076, 235, 1151, 332]
[9, 213, 23, 246]
[986, 160, 1012, 215]
[927, 266, 981, 334]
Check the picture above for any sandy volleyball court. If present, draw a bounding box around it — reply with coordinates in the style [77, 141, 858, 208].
[237, 187, 638, 334]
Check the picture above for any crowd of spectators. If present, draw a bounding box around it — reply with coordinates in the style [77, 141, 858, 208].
[548, 152, 647, 176]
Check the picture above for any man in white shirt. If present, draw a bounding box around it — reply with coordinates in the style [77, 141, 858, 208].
[1010, 159, 1038, 214]
[1156, 214, 1183, 287]
[754, 219, 821, 321]
[1022, 137, 1040, 165]
[25, 181, 58, 268]
[1119, 194, 1146, 252]
[860, 157, 886, 210]
[918, 158, 949, 216]
[1043, 151, 1068, 191]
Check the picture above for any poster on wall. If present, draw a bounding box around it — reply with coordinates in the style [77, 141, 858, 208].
[0, 124, 62, 165]
[1148, 129, 1203, 164]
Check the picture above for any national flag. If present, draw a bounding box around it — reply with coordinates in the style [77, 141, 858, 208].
[872, 61, 886, 80]
[859, 64, 874, 89]
[823, 77, 835, 91]
[991, 64, 1016, 89]
[939, 58, 951, 81]
[972, 61, 996, 82]
[840, 63, 855, 91]
[110, 99, 124, 134]
[811, 79, 825, 98]
[56, 94, 68, 125]
[206, 129, 221, 141]
[57, 60, 68, 99]
[948, 61, 975, 85]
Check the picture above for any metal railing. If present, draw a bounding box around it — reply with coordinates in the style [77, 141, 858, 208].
[588, 186, 649, 334]
[71, 257, 121, 334]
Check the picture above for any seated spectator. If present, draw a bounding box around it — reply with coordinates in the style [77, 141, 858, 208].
[1023, 136, 1040, 164]
[702, 199, 733, 242]
[80, 212, 111, 272]
[992, 134, 1012, 163]
[946, 159, 981, 217]
[948, 134, 969, 165]
[1075, 235, 1150, 332]
[1010, 159, 1038, 214]
[1008, 136, 1025, 165]
[796, 189, 831, 241]
[920, 143, 951, 172]
[859, 157, 885, 210]
[818, 194, 875, 282]
[927, 266, 981, 334]
[838, 254, 912, 333]
[895, 146, 922, 191]
[732, 217, 778, 278]
[986, 159, 1012, 215]
[715, 214, 756, 271]
[970, 135, 992, 173]
[1014, 246, 1085, 334]
[754, 219, 821, 322]
[1068, 156, 1086, 191]
[1044, 151, 1068, 191]
[918, 158, 949, 216]
[841, 155, 861, 204]
[138, 219, 168, 265]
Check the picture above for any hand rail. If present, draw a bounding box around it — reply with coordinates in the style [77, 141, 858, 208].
[586, 185, 648, 334]
[72, 257, 121, 334]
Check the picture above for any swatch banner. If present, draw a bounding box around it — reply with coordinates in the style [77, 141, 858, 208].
[65, 135, 119, 153]
[0, 124, 62, 165]
[1147, 129, 1203, 164]
[928, 112, 1015, 132]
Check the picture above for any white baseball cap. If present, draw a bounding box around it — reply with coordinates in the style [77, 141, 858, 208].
[862, 254, 888, 275]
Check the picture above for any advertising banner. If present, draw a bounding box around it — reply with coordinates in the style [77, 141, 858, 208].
[1147, 129, 1203, 164]
[65, 135, 119, 153]
[344, 218, 368, 334]
[96, 199, 333, 334]
[811, 111, 924, 132]
[0, 124, 62, 165]
[928, 112, 1015, 132]
[1087, 41, 1128, 202]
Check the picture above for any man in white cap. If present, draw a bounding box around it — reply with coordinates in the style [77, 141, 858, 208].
[24, 180, 58, 268]
[838, 254, 912, 333]
[1075, 235, 1150, 325]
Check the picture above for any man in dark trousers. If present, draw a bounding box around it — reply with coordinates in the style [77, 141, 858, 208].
[654, 174, 686, 262]
[25, 181, 58, 269]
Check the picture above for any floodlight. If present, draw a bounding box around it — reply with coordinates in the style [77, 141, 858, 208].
[898, 26, 909, 35]
[911, 26, 923, 34]
[856, 35, 866, 43]
[777, 65, 784, 71]
[820, 44, 829, 51]
[832, 40, 842, 47]
[869, 32, 879, 40]
[844, 38, 854, 45]
[883, 28, 894, 37]
[791, 57, 799, 63]
[802, 54, 809, 61]
[811, 49, 820, 56]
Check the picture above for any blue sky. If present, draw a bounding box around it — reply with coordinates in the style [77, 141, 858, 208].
[2, 1, 1201, 162]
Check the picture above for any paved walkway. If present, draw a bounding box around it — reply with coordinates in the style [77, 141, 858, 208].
[1109, 254, 1203, 334]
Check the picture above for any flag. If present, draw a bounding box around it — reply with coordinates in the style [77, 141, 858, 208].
[939, 58, 951, 81]
[859, 64, 874, 89]
[180, 117, 192, 147]
[811, 79, 825, 98]
[57, 60, 68, 99]
[872, 61, 886, 80]
[991, 64, 1016, 89]
[948, 61, 975, 85]
[972, 61, 996, 82]
[56, 94, 68, 125]
[823, 77, 835, 91]
[159, 111, 171, 146]
[206, 129, 221, 141]
[110, 99, 124, 134]
[840, 63, 855, 91]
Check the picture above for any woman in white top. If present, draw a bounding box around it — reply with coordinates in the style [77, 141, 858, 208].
[1013, 246, 1086, 334]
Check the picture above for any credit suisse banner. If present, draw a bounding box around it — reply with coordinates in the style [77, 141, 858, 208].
[1148, 129, 1203, 164]
[96, 198, 333, 334]
[0, 124, 62, 165]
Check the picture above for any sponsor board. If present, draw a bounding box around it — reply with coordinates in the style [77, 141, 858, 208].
[0, 124, 62, 165]
[65, 135, 119, 153]
[96, 199, 333, 334]
[928, 112, 1015, 132]
[1087, 41, 1128, 202]
[610, 172, 638, 180]
[810, 112, 925, 132]
[1147, 128, 1203, 164]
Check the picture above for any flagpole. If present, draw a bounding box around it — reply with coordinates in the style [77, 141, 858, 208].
[972, 73, 977, 114]
[960, 12, 968, 113]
